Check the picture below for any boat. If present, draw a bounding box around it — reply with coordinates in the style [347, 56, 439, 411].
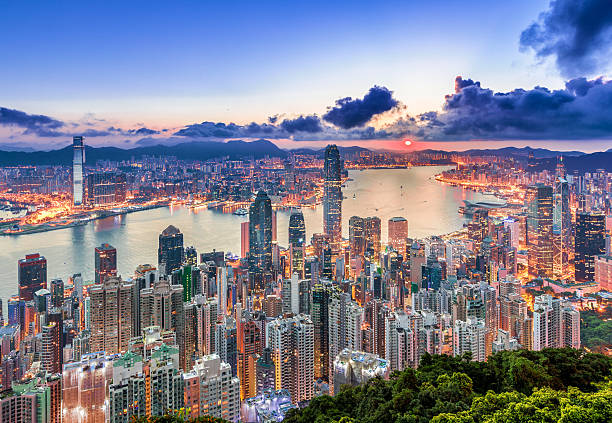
[233, 208, 248, 216]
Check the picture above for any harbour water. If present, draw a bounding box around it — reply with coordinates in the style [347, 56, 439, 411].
[0, 166, 490, 303]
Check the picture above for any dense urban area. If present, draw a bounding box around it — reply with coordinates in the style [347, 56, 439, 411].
[0, 138, 611, 422]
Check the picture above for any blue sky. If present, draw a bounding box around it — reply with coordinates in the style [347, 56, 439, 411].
[2, 0, 612, 151]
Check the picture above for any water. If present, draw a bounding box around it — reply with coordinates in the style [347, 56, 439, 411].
[0, 166, 489, 304]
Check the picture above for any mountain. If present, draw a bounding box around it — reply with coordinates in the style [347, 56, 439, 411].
[530, 151, 612, 173]
[417, 146, 586, 159]
[0, 139, 287, 166]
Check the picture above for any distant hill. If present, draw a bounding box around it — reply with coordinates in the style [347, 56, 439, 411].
[418, 146, 586, 159]
[531, 151, 612, 173]
[0, 139, 287, 166]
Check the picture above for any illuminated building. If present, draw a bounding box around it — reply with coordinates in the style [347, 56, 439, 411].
[553, 177, 571, 278]
[94, 243, 117, 284]
[241, 221, 249, 258]
[62, 352, 114, 423]
[323, 144, 342, 251]
[311, 281, 340, 379]
[238, 320, 262, 400]
[388, 217, 408, 253]
[72, 135, 85, 206]
[288, 209, 306, 277]
[364, 217, 381, 261]
[86, 172, 126, 206]
[158, 225, 184, 275]
[409, 242, 426, 286]
[184, 246, 198, 266]
[89, 276, 135, 355]
[18, 253, 47, 302]
[266, 314, 314, 404]
[349, 216, 366, 257]
[42, 321, 62, 374]
[255, 347, 275, 395]
[525, 184, 554, 278]
[249, 191, 273, 280]
[50, 278, 64, 308]
[453, 318, 486, 362]
[575, 211, 606, 282]
[183, 354, 241, 422]
[240, 389, 296, 423]
[332, 349, 389, 395]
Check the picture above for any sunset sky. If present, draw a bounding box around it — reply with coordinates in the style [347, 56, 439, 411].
[1, 0, 612, 152]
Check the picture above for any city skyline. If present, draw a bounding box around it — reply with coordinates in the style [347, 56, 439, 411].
[2, 1, 612, 152]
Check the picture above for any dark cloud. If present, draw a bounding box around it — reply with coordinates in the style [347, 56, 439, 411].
[174, 121, 285, 139]
[391, 76, 612, 140]
[0, 107, 65, 137]
[323, 86, 399, 129]
[280, 115, 323, 133]
[129, 127, 160, 135]
[520, 0, 612, 77]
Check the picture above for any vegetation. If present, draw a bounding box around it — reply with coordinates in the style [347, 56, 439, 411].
[581, 308, 612, 352]
[283, 348, 612, 423]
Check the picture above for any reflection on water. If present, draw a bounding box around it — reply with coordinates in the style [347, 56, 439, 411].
[0, 166, 487, 303]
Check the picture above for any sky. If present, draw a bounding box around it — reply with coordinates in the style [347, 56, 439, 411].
[1, 0, 612, 152]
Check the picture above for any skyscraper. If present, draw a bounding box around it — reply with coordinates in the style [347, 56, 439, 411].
[266, 314, 314, 404]
[349, 216, 366, 257]
[158, 225, 184, 275]
[95, 243, 117, 284]
[238, 320, 262, 400]
[41, 322, 62, 374]
[288, 209, 306, 277]
[72, 135, 85, 206]
[553, 178, 571, 278]
[388, 217, 408, 253]
[249, 191, 273, 275]
[323, 144, 342, 250]
[575, 211, 606, 282]
[525, 184, 554, 278]
[86, 172, 127, 206]
[364, 217, 382, 261]
[18, 253, 47, 302]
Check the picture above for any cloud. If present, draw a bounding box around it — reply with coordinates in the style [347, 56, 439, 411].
[390, 75, 612, 141]
[280, 115, 323, 133]
[520, 0, 612, 78]
[323, 86, 399, 129]
[128, 127, 160, 135]
[0, 107, 65, 137]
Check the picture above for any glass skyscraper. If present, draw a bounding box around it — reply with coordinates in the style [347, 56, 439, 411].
[288, 209, 306, 277]
[158, 225, 184, 275]
[526, 184, 553, 278]
[249, 191, 273, 276]
[72, 136, 85, 206]
[323, 144, 342, 250]
[575, 211, 606, 282]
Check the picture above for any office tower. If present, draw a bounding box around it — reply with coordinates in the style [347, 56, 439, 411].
[453, 318, 486, 362]
[94, 243, 117, 284]
[183, 354, 241, 422]
[238, 320, 262, 400]
[388, 217, 408, 252]
[89, 276, 135, 354]
[409, 242, 426, 286]
[595, 255, 612, 291]
[7, 296, 20, 325]
[266, 315, 315, 404]
[364, 217, 382, 261]
[110, 345, 184, 422]
[525, 184, 554, 278]
[183, 303, 198, 371]
[72, 135, 85, 206]
[249, 191, 273, 276]
[256, 347, 276, 395]
[467, 209, 489, 250]
[332, 349, 389, 394]
[184, 246, 198, 266]
[553, 177, 571, 278]
[41, 322, 62, 374]
[158, 225, 184, 275]
[328, 293, 363, 391]
[323, 144, 342, 250]
[311, 281, 340, 379]
[49, 278, 64, 308]
[241, 221, 250, 258]
[62, 352, 114, 423]
[18, 253, 47, 302]
[289, 209, 306, 277]
[575, 211, 606, 282]
[349, 216, 365, 257]
[86, 172, 127, 206]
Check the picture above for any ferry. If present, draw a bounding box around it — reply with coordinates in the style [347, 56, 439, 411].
[233, 208, 248, 216]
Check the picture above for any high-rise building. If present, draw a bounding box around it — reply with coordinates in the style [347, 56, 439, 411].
[50, 278, 64, 308]
[256, 347, 275, 395]
[332, 349, 389, 395]
[453, 318, 486, 362]
[41, 322, 62, 374]
[288, 209, 306, 277]
[364, 217, 381, 261]
[526, 184, 554, 278]
[349, 216, 366, 257]
[18, 253, 47, 302]
[238, 320, 262, 400]
[249, 191, 273, 276]
[89, 276, 135, 354]
[158, 225, 184, 275]
[86, 172, 127, 206]
[95, 243, 117, 284]
[595, 255, 612, 291]
[553, 178, 571, 278]
[575, 211, 606, 282]
[388, 217, 408, 253]
[183, 354, 241, 422]
[266, 314, 315, 404]
[323, 145, 342, 250]
[328, 293, 363, 391]
[311, 281, 340, 379]
[72, 136, 85, 206]
[241, 221, 250, 258]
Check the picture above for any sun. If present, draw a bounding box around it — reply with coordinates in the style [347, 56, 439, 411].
[404, 140, 412, 146]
